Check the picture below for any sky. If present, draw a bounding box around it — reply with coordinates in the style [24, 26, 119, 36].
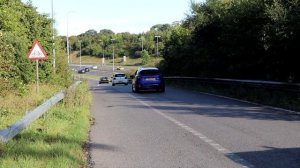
[21, 0, 203, 36]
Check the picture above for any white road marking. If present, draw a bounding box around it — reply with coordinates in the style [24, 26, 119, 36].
[129, 94, 255, 168]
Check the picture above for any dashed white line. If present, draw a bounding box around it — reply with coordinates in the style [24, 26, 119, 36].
[130, 94, 255, 168]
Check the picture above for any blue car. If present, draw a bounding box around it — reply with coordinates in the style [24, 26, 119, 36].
[131, 67, 165, 93]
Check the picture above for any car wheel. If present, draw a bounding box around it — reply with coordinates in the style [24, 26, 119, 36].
[112, 83, 115, 86]
[135, 86, 140, 93]
[159, 86, 165, 93]
[132, 84, 139, 93]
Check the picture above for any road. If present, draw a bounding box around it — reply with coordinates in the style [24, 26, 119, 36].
[89, 80, 300, 168]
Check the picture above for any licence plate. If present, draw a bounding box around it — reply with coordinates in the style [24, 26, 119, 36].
[146, 78, 156, 81]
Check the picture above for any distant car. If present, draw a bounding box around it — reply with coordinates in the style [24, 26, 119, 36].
[99, 77, 109, 84]
[84, 67, 90, 72]
[131, 67, 165, 93]
[92, 65, 98, 70]
[116, 66, 124, 70]
[77, 69, 86, 74]
[112, 73, 128, 86]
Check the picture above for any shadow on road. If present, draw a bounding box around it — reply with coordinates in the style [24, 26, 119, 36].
[228, 147, 300, 168]
[90, 81, 300, 122]
[89, 142, 121, 152]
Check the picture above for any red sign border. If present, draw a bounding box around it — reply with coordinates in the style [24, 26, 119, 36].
[27, 40, 48, 60]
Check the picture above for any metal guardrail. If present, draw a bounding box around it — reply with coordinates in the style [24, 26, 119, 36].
[164, 76, 300, 93]
[0, 81, 81, 143]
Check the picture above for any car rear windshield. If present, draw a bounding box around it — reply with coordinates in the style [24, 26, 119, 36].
[140, 70, 160, 76]
[115, 74, 125, 77]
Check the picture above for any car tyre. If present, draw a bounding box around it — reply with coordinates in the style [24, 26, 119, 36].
[112, 83, 115, 86]
[159, 86, 165, 93]
[132, 84, 139, 93]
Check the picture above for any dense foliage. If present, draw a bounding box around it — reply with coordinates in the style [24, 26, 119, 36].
[64, 24, 173, 60]
[0, 0, 72, 96]
[63, 0, 299, 83]
[162, 0, 300, 82]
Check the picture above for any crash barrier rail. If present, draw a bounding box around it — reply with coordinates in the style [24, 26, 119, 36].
[0, 81, 82, 143]
[164, 76, 300, 93]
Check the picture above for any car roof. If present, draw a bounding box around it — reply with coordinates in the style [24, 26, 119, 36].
[137, 67, 158, 71]
[137, 67, 159, 73]
[113, 72, 126, 74]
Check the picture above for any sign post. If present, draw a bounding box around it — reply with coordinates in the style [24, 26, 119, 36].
[27, 40, 48, 94]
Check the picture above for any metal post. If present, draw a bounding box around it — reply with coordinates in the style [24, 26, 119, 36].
[66, 18, 69, 64]
[51, 0, 55, 73]
[141, 37, 144, 51]
[102, 46, 105, 66]
[155, 35, 160, 57]
[36, 60, 39, 94]
[100, 40, 105, 65]
[111, 39, 115, 72]
[79, 40, 82, 69]
[66, 11, 75, 65]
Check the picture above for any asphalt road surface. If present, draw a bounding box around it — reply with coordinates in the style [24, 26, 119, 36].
[89, 80, 300, 168]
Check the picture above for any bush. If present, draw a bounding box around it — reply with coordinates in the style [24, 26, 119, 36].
[141, 50, 150, 65]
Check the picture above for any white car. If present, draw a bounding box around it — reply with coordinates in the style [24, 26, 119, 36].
[112, 73, 128, 86]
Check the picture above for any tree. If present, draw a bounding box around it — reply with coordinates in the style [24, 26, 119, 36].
[0, 0, 72, 95]
[141, 50, 150, 65]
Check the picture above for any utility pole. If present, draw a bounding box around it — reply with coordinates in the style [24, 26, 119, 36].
[111, 39, 115, 72]
[51, 0, 56, 73]
[100, 40, 105, 65]
[79, 40, 82, 69]
[66, 11, 75, 65]
[155, 35, 161, 57]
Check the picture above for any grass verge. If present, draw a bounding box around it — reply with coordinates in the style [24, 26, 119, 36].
[0, 81, 92, 168]
[0, 84, 63, 129]
[167, 80, 300, 112]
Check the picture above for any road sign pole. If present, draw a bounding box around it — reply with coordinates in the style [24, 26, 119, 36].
[36, 60, 39, 94]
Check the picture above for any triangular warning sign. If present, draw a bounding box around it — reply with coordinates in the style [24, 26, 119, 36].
[27, 40, 48, 60]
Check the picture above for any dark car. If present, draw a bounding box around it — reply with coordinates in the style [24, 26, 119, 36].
[77, 69, 86, 74]
[99, 77, 109, 84]
[131, 67, 165, 93]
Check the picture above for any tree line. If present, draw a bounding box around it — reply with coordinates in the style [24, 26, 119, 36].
[1, 0, 299, 97]
[162, 0, 300, 82]
[66, 0, 299, 82]
[0, 0, 71, 96]
[64, 24, 173, 60]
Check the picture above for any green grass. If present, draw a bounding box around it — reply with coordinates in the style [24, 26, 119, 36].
[0, 81, 92, 168]
[0, 84, 63, 129]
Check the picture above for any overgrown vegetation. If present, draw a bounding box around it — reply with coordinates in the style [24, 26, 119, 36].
[0, 84, 63, 129]
[66, 0, 299, 84]
[1, 1, 89, 167]
[0, 0, 72, 96]
[161, 0, 300, 82]
[0, 81, 92, 168]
